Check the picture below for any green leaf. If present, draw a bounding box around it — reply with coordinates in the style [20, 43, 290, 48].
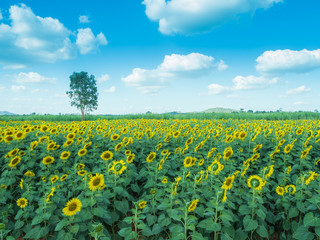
[55, 218, 68, 231]
[297, 201, 306, 213]
[57, 230, 66, 240]
[118, 227, 133, 237]
[168, 209, 183, 221]
[147, 214, 157, 226]
[69, 224, 79, 234]
[289, 207, 299, 219]
[31, 215, 43, 225]
[256, 209, 266, 220]
[152, 224, 162, 235]
[221, 233, 233, 240]
[158, 214, 171, 227]
[256, 225, 268, 238]
[115, 199, 129, 214]
[141, 226, 153, 237]
[293, 225, 310, 240]
[15, 220, 24, 229]
[243, 215, 258, 231]
[238, 205, 250, 215]
[24, 225, 41, 238]
[315, 227, 320, 237]
[191, 231, 206, 240]
[303, 212, 320, 227]
[92, 207, 110, 219]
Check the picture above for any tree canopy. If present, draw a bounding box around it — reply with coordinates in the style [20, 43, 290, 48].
[66, 72, 98, 121]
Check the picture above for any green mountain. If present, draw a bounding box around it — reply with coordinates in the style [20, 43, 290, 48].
[0, 111, 18, 116]
[201, 107, 239, 113]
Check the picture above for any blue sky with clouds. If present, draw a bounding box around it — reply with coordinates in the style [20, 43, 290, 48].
[0, 0, 319, 114]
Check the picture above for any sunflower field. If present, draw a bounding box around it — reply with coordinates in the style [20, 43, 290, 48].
[0, 118, 320, 240]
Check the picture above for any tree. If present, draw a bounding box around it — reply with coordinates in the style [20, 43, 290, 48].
[66, 72, 98, 121]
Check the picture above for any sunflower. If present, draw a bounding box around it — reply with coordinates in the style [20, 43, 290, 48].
[78, 148, 87, 157]
[161, 149, 169, 155]
[247, 175, 264, 191]
[138, 201, 147, 209]
[185, 137, 193, 145]
[24, 171, 35, 177]
[67, 133, 76, 140]
[30, 141, 38, 151]
[17, 198, 28, 208]
[100, 151, 113, 161]
[88, 173, 105, 191]
[126, 154, 135, 163]
[8, 156, 21, 168]
[4, 135, 14, 143]
[208, 160, 221, 175]
[46, 187, 55, 202]
[43, 156, 54, 165]
[174, 147, 181, 154]
[162, 177, 168, 184]
[276, 186, 284, 196]
[60, 151, 71, 160]
[284, 144, 293, 154]
[50, 175, 59, 184]
[109, 160, 127, 175]
[19, 151, 26, 156]
[188, 199, 199, 212]
[296, 128, 303, 135]
[125, 150, 131, 155]
[183, 156, 193, 168]
[77, 170, 87, 176]
[77, 163, 85, 170]
[239, 131, 247, 140]
[285, 185, 296, 195]
[146, 152, 156, 163]
[15, 131, 26, 140]
[42, 176, 47, 182]
[286, 166, 292, 174]
[158, 159, 165, 170]
[110, 134, 120, 141]
[265, 165, 274, 179]
[47, 143, 56, 151]
[221, 176, 235, 190]
[62, 198, 82, 216]
[253, 144, 262, 153]
[8, 148, 19, 157]
[172, 131, 180, 138]
[19, 179, 24, 189]
[198, 159, 204, 166]
[60, 174, 68, 181]
[223, 147, 233, 160]
[63, 139, 74, 148]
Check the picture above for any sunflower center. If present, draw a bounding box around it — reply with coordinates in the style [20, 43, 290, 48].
[68, 203, 77, 211]
[212, 164, 218, 171]
[20, 200, 25, 205]
[115, 163, 122, 171]
[93, 178, 101, 186]
[226, 151, 231, 157]
[251, 179, 259, 187]
[186, 159, 191, 164]
[226, 178, 232, 186]
[12, 158, 19, 165]
[104, 153, 110, 158]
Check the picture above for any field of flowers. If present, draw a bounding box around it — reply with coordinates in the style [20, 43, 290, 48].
[0, 118, 320, 240]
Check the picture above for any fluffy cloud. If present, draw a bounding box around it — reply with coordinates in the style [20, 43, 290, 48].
[11, 85, 26, 92]
[0, 84, 6, 92]
[122, 53, 227, 94]
[105, 86, 116, 93]
[97, 74, 110, 83]
[76, 28, 107, 55]
[286, 85, 311, 95]
[14, 72, 56, 84]
[79, 15, 90, 23]
[142, 0, 282, 35]
[208, 75, 278, 94]
[0, 4, 107, 68]
[256, 49, 320, 74]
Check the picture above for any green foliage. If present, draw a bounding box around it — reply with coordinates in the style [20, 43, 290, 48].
[66, 71, 98, 120]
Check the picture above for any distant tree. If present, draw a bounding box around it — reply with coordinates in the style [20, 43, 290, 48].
[315, 109, 319, 113]
[66, 72, 98, 121]
[247, 110, 253, 113]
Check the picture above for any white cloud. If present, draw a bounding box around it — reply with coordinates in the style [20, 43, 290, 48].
[208, 75, 278, 95]
[0, 4, 107, 68]
[122, 53, 226, 94]
[14, 72, 56, 84]
[256, 49, 320, 74]
[79, 15, 90, 23]
[0, 84, 6, 92]
[286, 85, 311, 95]
[13, 97, 31, 102]
[97, 74, 110, 83]
[11, 85, 26, 92]
[294, 101, 307, 106]
[76, 28, 107, 54]
[142, 0, 282, 35]
[105, 86, 116, 93]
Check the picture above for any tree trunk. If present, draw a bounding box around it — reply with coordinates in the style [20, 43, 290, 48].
[81, 107, 85, 121]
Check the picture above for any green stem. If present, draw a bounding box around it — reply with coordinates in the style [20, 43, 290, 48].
[184, 207, 188, 240]
[214, 192, 220, 240]
[251, 189, 255, 240]
[134, 206, 138, 236]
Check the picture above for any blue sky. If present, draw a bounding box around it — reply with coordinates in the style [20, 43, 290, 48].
[0, 0, 319, 115]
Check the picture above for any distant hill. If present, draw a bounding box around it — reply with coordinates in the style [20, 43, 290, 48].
[0, 111, 18, 116]
[201, 107, 239, 113]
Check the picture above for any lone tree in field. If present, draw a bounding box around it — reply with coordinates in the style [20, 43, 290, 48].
[66, 72, 98, 121]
